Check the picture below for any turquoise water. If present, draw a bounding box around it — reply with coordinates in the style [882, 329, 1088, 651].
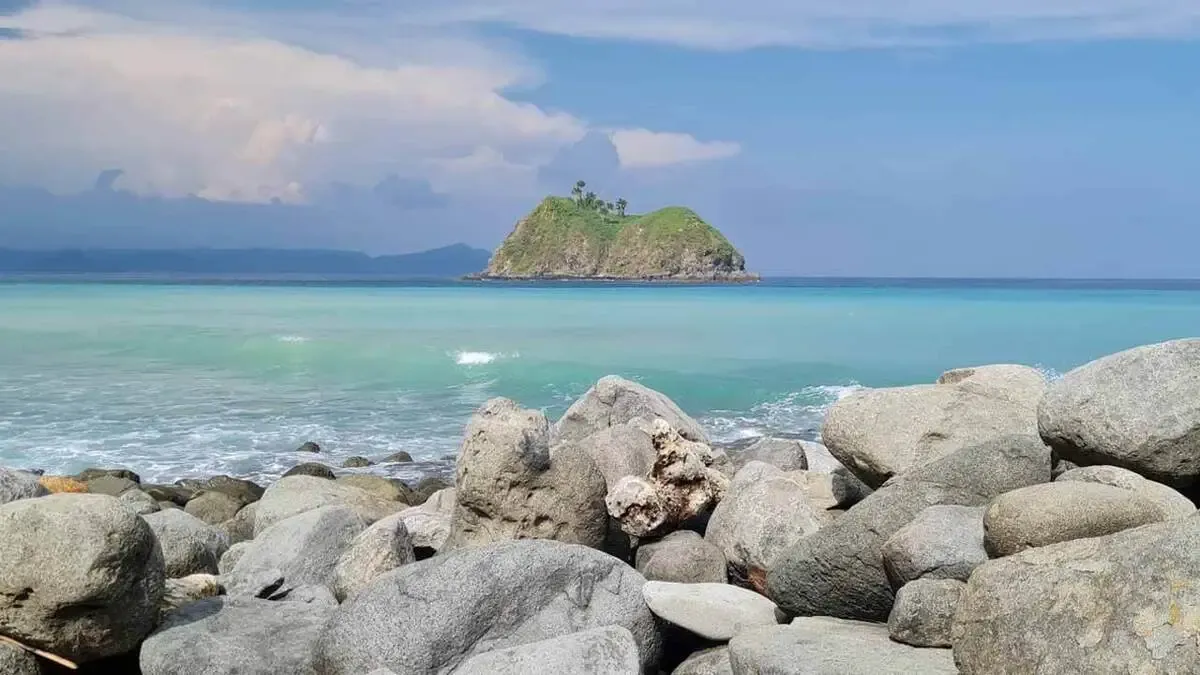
[3, 280, 1200, 483]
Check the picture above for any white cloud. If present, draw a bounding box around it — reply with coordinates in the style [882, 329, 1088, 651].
[609, 129, 741, 169]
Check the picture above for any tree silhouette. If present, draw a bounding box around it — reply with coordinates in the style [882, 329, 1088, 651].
[616, 198, 627, 216]
[571, 180, 586, 203]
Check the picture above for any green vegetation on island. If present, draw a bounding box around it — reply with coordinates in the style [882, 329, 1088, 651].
[476, 181, 757, 281]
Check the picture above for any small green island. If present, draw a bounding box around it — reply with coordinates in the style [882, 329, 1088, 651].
[472, 181, 758, 282]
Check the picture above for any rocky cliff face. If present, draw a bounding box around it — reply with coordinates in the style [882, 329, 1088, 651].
[477, 197, 757, 281]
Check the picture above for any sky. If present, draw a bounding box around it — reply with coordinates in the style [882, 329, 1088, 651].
[1, 1, 1199, 276]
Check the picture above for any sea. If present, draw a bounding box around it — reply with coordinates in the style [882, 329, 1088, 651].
[3, 277, 1200, 484]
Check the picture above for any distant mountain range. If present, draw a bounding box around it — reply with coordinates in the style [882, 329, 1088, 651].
[0, 244, 492, 276]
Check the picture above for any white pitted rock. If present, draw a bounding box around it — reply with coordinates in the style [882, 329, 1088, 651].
[554, 375, 709, 444]
[635, 530, 726, 583]
[141, 597, 334, 675]
[705, 462, 831, 591]
[642, 581, 782, 641]
[159, 573, 221, 618]
[766, 435, 1050, 622]
[1038, 339, 1200, 489]
[562, 419, 658, 491]
[606, 419, 728, 538]
[0, 643, 40, 675]
[1056, 464, 1196, 518]
[254, 475, 402, 536]
[954, 516, 1200, 674]
[880, 505, 987, 589]
[119, 487, 161, 515]
[397, 487, 454, 553]
[0, 467, 47, 504]
[332, 512, 415, 602]
[0, 494, 165, 663]
[887, 578, 965, 648]
[143, 509, 230, 577]
[451, 626, 641, 675]
[823, 364, 1046, 488]
[314, 539, 662, 674]
[983, 481, 1168, 558]
[734, 437, 808, 471]
[729, 617, 956, 675]
[673, 646, 733, 675]
[446, 398, 608, 550]
[227, 505, 365, 597]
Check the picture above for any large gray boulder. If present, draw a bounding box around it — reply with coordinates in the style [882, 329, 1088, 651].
[635, 530, 726, 584]
[0, 468, 48, 504]
[0, 494, 165, 663]
[705, 462, 830, 591]
[119, 488, 161, 515]
[673, 647, 733, 675]
[143, 509, 230, 577]
[982, 481, 1168, 558]
[880, 505, 987, 589]
[227, 505, 365, 596]
[798, 442, 873, 508]
[447, 398, 608, 550]
[221, 501, 258, 544]
[1038, 339, 1200, 489]
[176, 474, 264, 504]
[1056, 464, 1196, 518]
[332, 512, 415, 602]
[954, 516, 1200, 674]
[642, 581, 782, 641]
[314, 539, 662, 674]
[734, 437, 808, 471]
[823, 364, 1046, 487]
[729, 617, 956, 675]
[554, 375, 709, 444]
[766, 434, 1051, 622]
[335, 474, 413, 504]
[141, 597, 334, 675]
[254, 475, 402, 536]
[451, 626, 641, 675]
[184, 490, 243, 525]
[562, 420, 657, 491]
[397, 487, 454, 553]
[887, 579, 964, 648]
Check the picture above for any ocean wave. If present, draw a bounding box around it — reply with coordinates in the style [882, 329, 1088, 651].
[275, 335, 311, 343]
[701, 383, 862, 445]
[453, 350, 518, 366]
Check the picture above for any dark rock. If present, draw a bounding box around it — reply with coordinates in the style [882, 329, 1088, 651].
[84, 474, 138, 496]
[381, 451, 413, 463]
[176, 475, 265, 505]
[74, 467, 141, 484]
[412, 476, 449, 504]
[341, 456, 374, 468]
[282, 462, 336, 480]
[296, 441, 322, 453]
[143, 483, 197, 506]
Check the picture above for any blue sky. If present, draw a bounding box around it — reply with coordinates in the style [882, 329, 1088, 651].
[1, 1, 1199, 276]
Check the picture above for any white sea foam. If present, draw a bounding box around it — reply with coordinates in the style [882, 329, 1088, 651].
[701, 383, 863, 445]
[453, 350, 518, 366]
[276, 335, 310, 343]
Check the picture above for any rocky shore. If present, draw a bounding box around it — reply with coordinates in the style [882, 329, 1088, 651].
[3, 339, 1200, 673]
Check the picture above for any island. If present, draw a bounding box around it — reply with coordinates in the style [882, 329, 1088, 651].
[472, 181, 758, 282]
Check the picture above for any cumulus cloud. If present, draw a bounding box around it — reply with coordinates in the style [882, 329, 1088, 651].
[609, 129, 741, 169]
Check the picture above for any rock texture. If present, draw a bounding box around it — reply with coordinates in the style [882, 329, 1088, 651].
[184, 490, 244, 525]
[0, 468, 48, 504]
[451, 626, 641, 675]
[880, 505, 987, 589]
[554, 375, 709, 444]
[954, 516, 1200, 674]
[227, 505, 365, 596]
[766, 434, 1051, 622]
[673, 647, 733, 675]
[446, 398, 608, 550]
[733, 437, 808, 471]
[0, 644, 40, 675]
[1056, 464, 1196, 518]
[143, 509, 230, 577]
[331, 512, 415, 602]
[642, 581, 782, 641]
[887, 579, 965, 648]
[1038, 339, 1200, 489]
[635, 530, 726, 584]
[0, 494, 165, 663]
[823, 364, 1046, 487]
[562, 419, 658, 490]
[253, 475, 401, 536]
[982, 481, 1168, 557]
[397, 487, 454, 553]
[314, 539, 661, 674]
[729, 617, 957, 675]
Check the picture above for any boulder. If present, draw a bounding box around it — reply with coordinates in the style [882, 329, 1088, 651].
[382, 451, 413, 463]
[85, 474, 138, 496]
[734, 437, 808, 471]
[176, 475, 264, 504]
[887, 579, 964, 648]
[880, 505, 987, 589]
[799, 441, 873, 507]
[314, 539, 662, 674]
[446, 398, 608, 550]
[673, 647, 733, 675]
[185, 490, 243, 525]
[412, 476, 451, 505]
[982, 481, 1167, 558]
[221, 501, 258, 544]
[705, 462, 830, 590]
[1056, 464, 1195, 518]
[642, 581, 782, 642]
[0, 644, 40, 675]
[729, 617, 956, 674]
[119, 488, 161, 515]
[254, 475, 402, 536]
[562, 420, 657, 490]
[953, 516, 1200, 674]
[75, 467, 141, 483]
[554, 375, 709, 444]
[297, 441, 321, 453]
[141, 597, 333, 675]
[766, 434, 1051, 622]
[159, 573, 221, 618]
[0, 468, 49, 504]
[1038, 339, 1200, 489]
[452, 626, 641, 675]
[143, 509, 230, 578]
[636, 530, 726, 584]
[282, 462, 336, 479]
[823, 364, 1046, 487]
[227, 505, 365, 596]
[397, 487, 454, 554]
[143, 483, 197, 506]
[0, 494, 165, 663]
[219, 541, 251, 575]
[332, 512, 416, 602]
[336, 474, 412, 504]
[606, 419, 729, 538]
[342, 456, 374, 468]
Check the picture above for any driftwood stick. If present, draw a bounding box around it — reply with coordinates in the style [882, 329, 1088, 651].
[0, 634, 79, 670]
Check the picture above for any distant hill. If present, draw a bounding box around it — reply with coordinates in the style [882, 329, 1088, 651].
[476, 195, 757, 281]
[0, 244, 491, 277]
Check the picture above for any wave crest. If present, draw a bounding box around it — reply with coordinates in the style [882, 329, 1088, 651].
[453, 350, 517, 366]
